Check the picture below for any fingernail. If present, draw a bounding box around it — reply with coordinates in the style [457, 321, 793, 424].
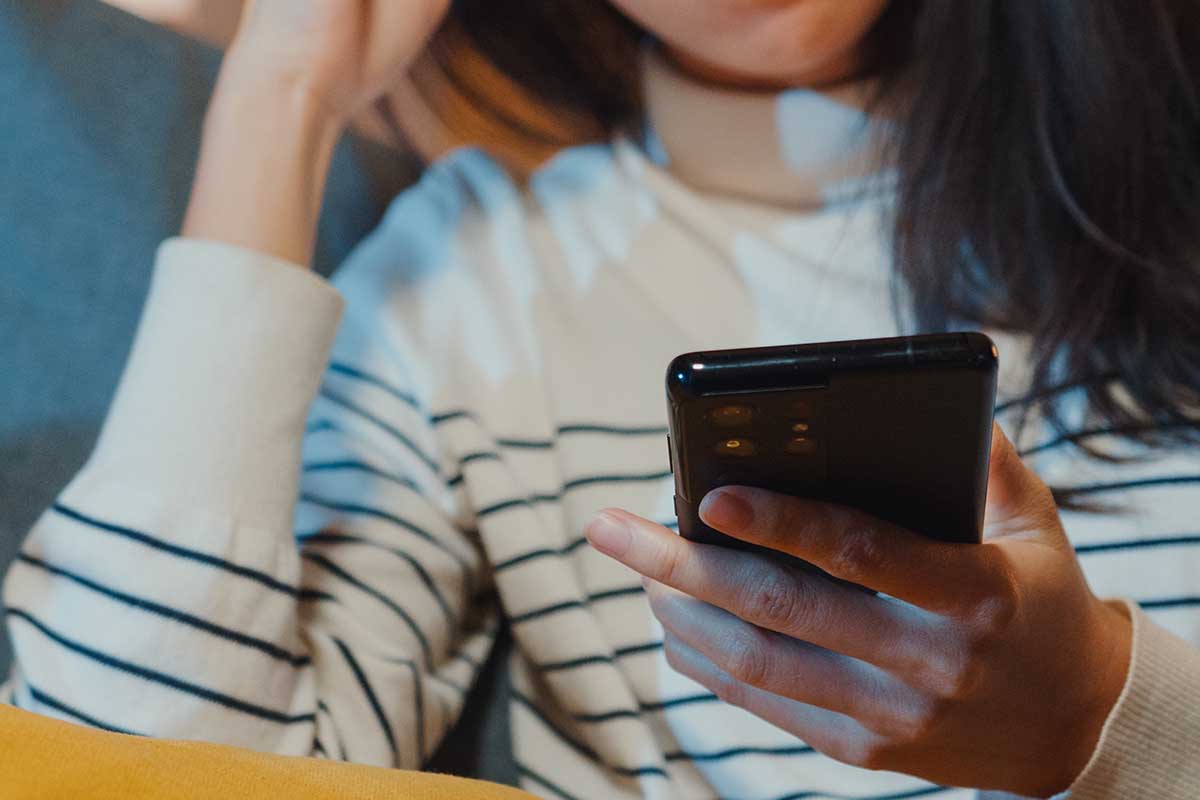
[699, 488, 753, 532]
[586, 510, 633, 558]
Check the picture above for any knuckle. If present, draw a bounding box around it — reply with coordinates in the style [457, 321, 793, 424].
[738, 566, 806, 628]
[893, 695, 953, 745]
[710, 666, 750, 708]
[965, 577, 1020, 646]
[721, 630, 772, 688]
[827, 518, 884, 583]
[830, 737, 894, 772]
[927, 645, 986, 701]
[656, 539, 690, 586]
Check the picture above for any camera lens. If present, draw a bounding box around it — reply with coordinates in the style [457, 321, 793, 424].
[714, 437, 757, 457]
[784, 436, 817, 455]
[791, 421, 811, 433]
[710, 404, 754, 427]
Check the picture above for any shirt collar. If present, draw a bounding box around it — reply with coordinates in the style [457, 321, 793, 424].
[641, 46, 890, 209]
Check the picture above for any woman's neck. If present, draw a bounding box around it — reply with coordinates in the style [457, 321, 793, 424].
[662, 43, 867, 93]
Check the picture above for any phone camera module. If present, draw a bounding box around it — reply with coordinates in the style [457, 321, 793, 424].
[714, 437, 757, 457]
[710, 405, 755, 427]
[784, 436, 817, 455]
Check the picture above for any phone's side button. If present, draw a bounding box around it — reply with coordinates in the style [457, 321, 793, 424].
[666, 435, 673, 473]
[673, 495, 682, 520]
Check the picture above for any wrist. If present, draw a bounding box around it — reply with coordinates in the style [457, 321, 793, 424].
[183, 54, 345, 265]
[213, 40, 352, 133]
[1057, 598, 1133, 791]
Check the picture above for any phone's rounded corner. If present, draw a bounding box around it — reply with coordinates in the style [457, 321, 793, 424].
[962, 332, 1000, 371]
[665, 353, 703, 404]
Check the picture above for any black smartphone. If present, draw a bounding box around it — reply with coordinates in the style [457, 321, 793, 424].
[666, 333, 998, 550]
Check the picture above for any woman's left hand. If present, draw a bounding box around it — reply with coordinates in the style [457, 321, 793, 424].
[585, 425, 1132, 797]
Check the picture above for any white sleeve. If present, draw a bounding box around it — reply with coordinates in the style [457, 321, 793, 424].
[1060, 602, 1200, 799]
[3, 238, 498, 768]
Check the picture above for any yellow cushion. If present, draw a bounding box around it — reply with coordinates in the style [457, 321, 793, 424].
[0, 705, 535, 799]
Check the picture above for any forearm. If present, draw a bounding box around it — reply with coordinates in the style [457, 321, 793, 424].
[183, 47, 344, 266]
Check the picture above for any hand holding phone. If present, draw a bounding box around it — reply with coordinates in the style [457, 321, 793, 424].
[584, 333, 1132, 795]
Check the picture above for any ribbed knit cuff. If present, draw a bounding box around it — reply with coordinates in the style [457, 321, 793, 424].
[69, 237, 344, 535]
[1065, 601, 1200, 799]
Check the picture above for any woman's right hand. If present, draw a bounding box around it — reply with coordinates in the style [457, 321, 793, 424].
[183, 0, 450, 266]
[226, 0, 451, 127]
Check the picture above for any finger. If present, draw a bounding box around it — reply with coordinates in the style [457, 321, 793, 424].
[662, 633, 888, 770]
[647, 581, 916, 730]
[983, 423, 1063, 541]
[697, 486, 1006, 612]
[585, 509, 937, 673]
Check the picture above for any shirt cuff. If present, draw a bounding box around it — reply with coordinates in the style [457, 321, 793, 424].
[70, 237, 344, 534]
[1063, 600, 1200, 799]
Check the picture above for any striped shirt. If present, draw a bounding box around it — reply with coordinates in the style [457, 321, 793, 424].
[4, 50, 1199, 800]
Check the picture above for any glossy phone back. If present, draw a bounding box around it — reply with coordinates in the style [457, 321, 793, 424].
[666, 333, 998, 548]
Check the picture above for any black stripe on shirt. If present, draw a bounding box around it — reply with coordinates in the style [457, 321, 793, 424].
[557, 423, 668, 436]
[560, 691, 720, 725]
[538, 640, 664, 673]
[51, 504, 300, 599]
[16, 553, 310, 667]
[1075, 534, 1200, 555]
[1059, 474, 1200, 496]
[449, 456, 671, 495]
[495, 436, 555, 449]
[509, 586, 644, 626]
[424, 401, 665, 443]
[477, 494, 561, 518]
[760, 786, 953, 800]
[298, 493, 474, 579]
[563, 470, 672, 492]
[511, 690, 667, 779]
[317, 388, 441, 475]
[6, 608, 314, 725]
[316, 699, 347, 762]
[298, 532, 457, 628]
[401, 657, 428, 765]
[302, 459, 422, 495]
[302, 553, 435, 671]
[1140, 596, 1200, 610]
[518, 689, 816, 777]
[665, 743, 816, 762]
[445, 452, 504, 487]
[26, 682, 139, 736]
[516, 762, 582, 800]
[494, 538, 592, 573]
[327, 361, 421, 410]
[305, 419, 340, 435]
[332, 637, 403, 765]
[640, 693, 721, 713]
[495, 521, 678, 574]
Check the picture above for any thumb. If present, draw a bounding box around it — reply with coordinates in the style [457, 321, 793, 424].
[983, 423, 1064, 542]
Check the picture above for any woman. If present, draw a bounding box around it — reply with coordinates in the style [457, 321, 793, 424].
[4, 1, 1199, 798]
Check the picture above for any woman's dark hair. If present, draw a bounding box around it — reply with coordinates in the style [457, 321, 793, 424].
[436, 1, 1200, 464]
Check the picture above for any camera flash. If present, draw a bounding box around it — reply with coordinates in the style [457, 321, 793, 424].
[784, 436, 817, 455]
[715, 438, 757, 456]
[710, 405, 754, 426]
[791, 422, 811, 433]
